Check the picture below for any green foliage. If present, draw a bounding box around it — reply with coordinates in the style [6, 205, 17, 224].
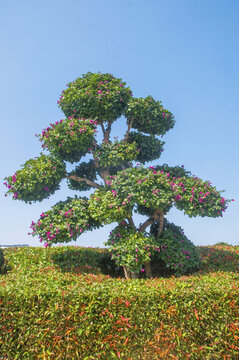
[214, 242, 232, 247]
[89, 166, 230, 234]
[1, 246, 239, 359]
[128, 131, 164, 163]
[89, 187, 134, 224]
[151, 220, 201, 275]
[37, 117, 97, 163]
[0, 249, 4, 271]
[174, 176, 230, 218]
[198, 244, 239, 272]
[125, 95, 175, 135]
[154, 163, 192, 178]
[105, 222, 158, 272]
[4, 154, 65, 203]
[96, 139, 139, 168]
[59, 72, 132, 122]
[30, 197, 101, 246]
[107, 167, 175, 212]
[3, 71, 233, 276]
[67, 160, 98, 191]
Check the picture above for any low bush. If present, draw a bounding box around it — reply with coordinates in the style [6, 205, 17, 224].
[0, 245, 238, 359]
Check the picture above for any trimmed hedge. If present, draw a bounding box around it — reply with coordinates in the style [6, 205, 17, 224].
[0, 246, 239, 359]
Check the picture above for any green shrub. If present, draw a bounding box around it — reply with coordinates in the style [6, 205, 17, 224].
[151, 219, 201, 275]
[105, 223, 158, 272]
[0, 246, 238, 359]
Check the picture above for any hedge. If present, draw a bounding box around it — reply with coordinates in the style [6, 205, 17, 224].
[0, 245, 238, 359]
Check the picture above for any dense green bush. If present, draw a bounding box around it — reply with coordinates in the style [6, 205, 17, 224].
[0, 246, 238, 359]
[128, 131, 164, 164]
[124, 95, 175, 135]
[30, 197, 101, 246]
[37, 118, 97, 163]
[150, 219, 201, 275]
[105, 222, 158, 273]
[59, 72, 132, 122]
[4, 154, 66, 203]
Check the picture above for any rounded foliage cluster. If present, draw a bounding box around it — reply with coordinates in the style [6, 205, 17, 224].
[89, 187, 134, 224]
[87, 166, 231, 230]
[125, 96, 175, 135]
[105, 222, 158, 272]
[4, 154, 66, 203]
[30, 196, 101, 246]
[58, 72, 132, 122]
[96, 140, 139, 168]
[174, 176, 230, 218]
[153, 164, 192, 179]
[128, 132, 164, 163]
[109, 167, 175, 211]
[150, 219, 201, 275]
[38, 118, 97, 163]
[67, 160, 98, 191]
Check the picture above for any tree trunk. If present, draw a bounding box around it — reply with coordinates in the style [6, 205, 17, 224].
[123, 267, 131, 279]
[144, 261, 152, 279]
[157, 209, 164, 238]
[123, 267, 139, 279]
[130, 271, 140, 279]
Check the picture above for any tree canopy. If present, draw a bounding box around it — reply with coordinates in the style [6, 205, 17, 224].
[4, 72, 232, 278]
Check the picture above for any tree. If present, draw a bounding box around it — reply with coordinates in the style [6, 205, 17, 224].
[4, 72, 232, 279]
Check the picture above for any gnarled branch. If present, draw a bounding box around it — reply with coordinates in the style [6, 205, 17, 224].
[138, 218, 154, 233]
[67, 175, 102, 189]
[157, 209, 164, 238]
[124, 118, 134, 141]
[104, 122, 112, 143]
[100, 122, 112, 144]
[100, 123, 106, 136]
[90, 139, 100, 168]
[138, 208, 163, 233]
[127, 217, 135, 227]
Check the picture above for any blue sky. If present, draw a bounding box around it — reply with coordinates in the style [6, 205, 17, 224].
[1, 0, 238, 247]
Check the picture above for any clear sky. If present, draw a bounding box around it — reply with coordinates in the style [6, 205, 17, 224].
[1, 0, 238, 247]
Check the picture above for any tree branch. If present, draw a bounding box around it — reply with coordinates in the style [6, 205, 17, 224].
[124, 119, 133, 141]
[100, 123, 106, 137]
[90, 145, 110, 183]
[91, 150, 100, 168]
[157, 209, 164, 238]
[90, 139, 100, 168]
[138, 218, 154, 233]
[67, 175, 102, 189]
[100, 121, 112, 144]
[100, 168, 110, 183]
[127, 217, 135, 227]
[104, 121, 112, 144]
[138, 208, 162, 233]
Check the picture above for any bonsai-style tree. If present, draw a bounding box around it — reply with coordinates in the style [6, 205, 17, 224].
[4, 72, 232, 279]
